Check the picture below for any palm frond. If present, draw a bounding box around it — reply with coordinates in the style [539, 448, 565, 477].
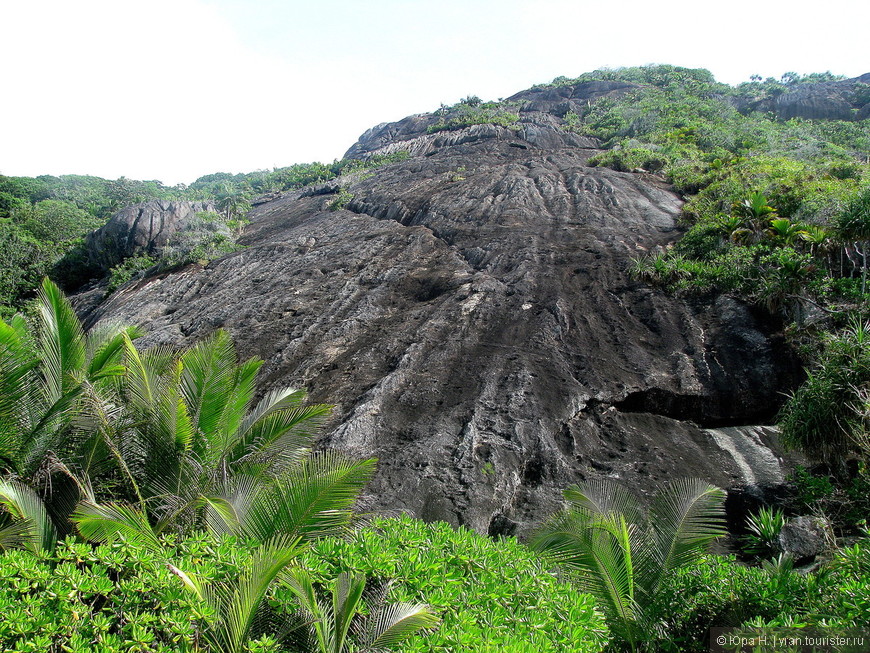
[238, 452, 376, 542]
[218, 356, 262, 447]
[0, 318, 39, 471]
[235, 387, 310, 444]
[282, 568, 335, 653]
[531, 508, 641, 637]
[179, 330, 256, 457]
[646, 478, 726, 593]
[36, 278, 86, 403]
[121, 334, 164, 413]
[196, 494, 241, 537]
[362, 601, 440, 649]
[0, 478, 57, 552]
[332, 572, 367, 653]
[182, 535, 302, 653]
[532, 478, 725, 650]
[69, 380, 143, 501]
[231, 401, 333, 473]
[85, 322, 141, 381]
[72, 501, 163, 551]
[563, 478, 645, 527]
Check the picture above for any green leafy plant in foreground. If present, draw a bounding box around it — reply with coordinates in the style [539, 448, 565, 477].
[654, 537, 870, 652]
[743, 506, 787, 559]
[290, 514, 610, 652]
[282, 569, 439, 653]
[0, 537, 208, 652]
[0, 278, 139, 551]
[0, 519, 610, 653]
[531, 478, 726, 652]
[72, 327, 376, 547]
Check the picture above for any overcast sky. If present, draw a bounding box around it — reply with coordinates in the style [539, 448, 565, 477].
[1, 0, 866, 186]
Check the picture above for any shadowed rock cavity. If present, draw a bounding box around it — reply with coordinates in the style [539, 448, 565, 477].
[77, 87, 804, 536]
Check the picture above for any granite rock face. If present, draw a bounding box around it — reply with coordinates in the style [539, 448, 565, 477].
[84, 200, 217, 272]
[729, 73, 870, 121]
[78, 92, 803, 535]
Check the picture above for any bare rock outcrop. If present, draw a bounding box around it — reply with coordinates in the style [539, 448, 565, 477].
[729, 73, 870, 121]
[79, 98, 803, 536]
[84, 200, 216, 272]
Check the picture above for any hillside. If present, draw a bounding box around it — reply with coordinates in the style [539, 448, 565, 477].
[66, 66, 870, 534]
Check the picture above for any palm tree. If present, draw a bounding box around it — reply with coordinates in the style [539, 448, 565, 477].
[73, 329, 376, 546]
[167, 548, 438, 653]
[766, 218, 806, 247]
[0, 278, 137, 550]
[283, 570, 439, 653]
[216, 183, 252, 225]
[531, 478, 726, 652]
[732, 190, 778, 241]
[168, 535, 303, 653]
[799, 225, 835, 274]
[737, 190, 777, 226]
[713, 214, 748, 244]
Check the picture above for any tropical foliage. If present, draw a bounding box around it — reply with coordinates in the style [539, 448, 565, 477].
[653, 539, 870, 652]
[531, 478, 726, 652]
[0, 282, 441, 652]
[778, 319, 870, 470]
[0, 152, 411, 315]
[292, 515, 610, 652]
[282, 569, 440, 653]
[556, 67, 869, 326]
[5, 64, 870, 651]
[427, 96, 520, 133]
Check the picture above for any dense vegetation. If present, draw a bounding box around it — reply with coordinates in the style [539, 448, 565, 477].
[428, 96, 521, 133]
[3, 65, 870, 650]
[545, 65, 870, 536]
[0, 153, 409, 316]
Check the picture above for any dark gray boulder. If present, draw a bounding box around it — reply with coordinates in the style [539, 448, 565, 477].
[506, 79, 639, 115]
[777, 515, 832, 564]
[78, 99, 802, 535]
[774, 84, 855, 121]
[85, 200, 217, 272]
[729, 73, 870, 121]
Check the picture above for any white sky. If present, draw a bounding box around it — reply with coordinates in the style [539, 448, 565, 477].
[1, 0, 866, 186]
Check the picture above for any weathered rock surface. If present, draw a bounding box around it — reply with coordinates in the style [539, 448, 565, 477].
[729, 73, 870, 121]
[78, 91, 803, 535]
[777, 516, 832, 564]
[85, 200, 217, 272]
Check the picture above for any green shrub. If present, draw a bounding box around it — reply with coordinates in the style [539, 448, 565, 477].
[588, 145, 668, 172]
[779, 320, 870, 469]
[0, 537, 212, 652]
[427, 100, 520, 133]
[655, 539, 870, 651]
[653, 554, 811, 652]
[107, 254, 156, 293]
[328, 188, 355, 212]
[674, 222, 729, 260]
[790, 465, 870, 532]
[744, 507, 787, 559]
[289, 515, 610, 652]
